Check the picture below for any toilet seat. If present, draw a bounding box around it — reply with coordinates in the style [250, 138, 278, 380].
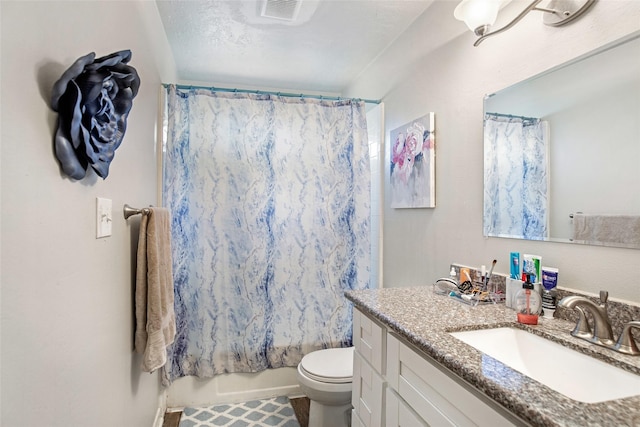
[299, 347, 354, 384]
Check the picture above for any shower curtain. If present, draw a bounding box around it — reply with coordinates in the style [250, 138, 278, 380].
[161, 86, 371, 385]
[484, 114, 549, 240]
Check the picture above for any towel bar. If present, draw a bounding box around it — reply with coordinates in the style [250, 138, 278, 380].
[123, 204, 151, 220]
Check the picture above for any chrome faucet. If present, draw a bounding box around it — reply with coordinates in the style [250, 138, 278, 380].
[558, 291, 615, 346]
[558, 290, 639, 355]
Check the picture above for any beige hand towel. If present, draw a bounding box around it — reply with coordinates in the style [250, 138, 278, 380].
[134, 207, 176, 372]
[572, 214, 640, 246]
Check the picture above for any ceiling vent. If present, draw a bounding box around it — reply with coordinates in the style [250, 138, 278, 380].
[261, 0, 302, 22]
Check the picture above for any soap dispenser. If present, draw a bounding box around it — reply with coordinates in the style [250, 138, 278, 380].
[515, 274, 542, 325]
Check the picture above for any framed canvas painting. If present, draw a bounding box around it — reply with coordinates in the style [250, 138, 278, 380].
[390, 113, 435, 208]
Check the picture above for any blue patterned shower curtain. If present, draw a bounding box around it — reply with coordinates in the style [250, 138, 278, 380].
[484, 114, 549, 240]
[160, 86, 371, 385]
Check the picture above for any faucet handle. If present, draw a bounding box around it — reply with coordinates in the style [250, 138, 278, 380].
[599, 290, 608, 305]
[571, 306, 593, 340]
[614, 321, 640, 356]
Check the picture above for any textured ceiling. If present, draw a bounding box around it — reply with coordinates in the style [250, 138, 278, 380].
[155, 0, 438, 93]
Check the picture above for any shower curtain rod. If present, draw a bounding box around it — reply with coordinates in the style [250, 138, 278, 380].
[163, 83, 381, 105]
[485, 112, 540, 122]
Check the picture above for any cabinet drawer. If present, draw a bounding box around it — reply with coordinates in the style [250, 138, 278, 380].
[386, 386, 427, 427]
[352, 350, 384, 427]
[353, 308, 385, 373]
[351, 409, 366, 427]
[387, 333, 517, 427]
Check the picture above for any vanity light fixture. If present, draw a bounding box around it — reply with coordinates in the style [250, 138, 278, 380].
[454, 0, 597, 46]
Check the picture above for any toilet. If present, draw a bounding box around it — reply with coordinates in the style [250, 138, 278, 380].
[296, 346, 354, 427]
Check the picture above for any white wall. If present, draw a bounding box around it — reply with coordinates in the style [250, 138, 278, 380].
[549, 83, 639, 238]
[1, 1, 177, 426]
[346, 0, 640, 303]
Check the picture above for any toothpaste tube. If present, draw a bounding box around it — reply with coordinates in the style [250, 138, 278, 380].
[541, 266, 559, 318]
[541, 266, 559, 291]
[522, 254, 542, 284]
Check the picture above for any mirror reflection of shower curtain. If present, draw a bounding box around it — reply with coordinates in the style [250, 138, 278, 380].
[484, 114, 549, 240]
[160, 86, 371, 385]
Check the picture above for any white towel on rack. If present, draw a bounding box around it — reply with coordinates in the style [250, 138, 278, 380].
[134, 207, 176, 373]
[572, 214, 640, 246]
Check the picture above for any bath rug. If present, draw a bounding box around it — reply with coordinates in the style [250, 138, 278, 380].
[178, 395, 300, 427]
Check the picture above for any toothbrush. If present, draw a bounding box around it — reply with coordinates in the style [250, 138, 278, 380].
[485, 259, 497, 292]
[449, 291, 474, 303]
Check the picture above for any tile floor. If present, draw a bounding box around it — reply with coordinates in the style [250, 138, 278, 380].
[177, 396, 300, 427]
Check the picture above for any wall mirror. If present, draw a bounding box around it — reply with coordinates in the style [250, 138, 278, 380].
[483, 33, 640, 249]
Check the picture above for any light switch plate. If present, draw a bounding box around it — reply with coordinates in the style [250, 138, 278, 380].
[96, 197, 112, 238]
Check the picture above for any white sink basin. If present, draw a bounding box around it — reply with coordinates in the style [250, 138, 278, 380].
[450, 327, 640, 403]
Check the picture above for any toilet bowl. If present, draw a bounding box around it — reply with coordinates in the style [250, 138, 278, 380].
[296, 346, 354, 427]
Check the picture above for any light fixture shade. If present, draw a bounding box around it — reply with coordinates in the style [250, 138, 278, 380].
[454, 0, 508, 33]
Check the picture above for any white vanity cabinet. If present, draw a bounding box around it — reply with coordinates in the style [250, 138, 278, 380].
[352, 308, 524, 427]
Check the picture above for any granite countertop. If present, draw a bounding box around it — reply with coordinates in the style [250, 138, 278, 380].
[345, 286, 640, 427]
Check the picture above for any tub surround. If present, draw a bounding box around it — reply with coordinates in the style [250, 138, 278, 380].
[345, 286, 640, 427]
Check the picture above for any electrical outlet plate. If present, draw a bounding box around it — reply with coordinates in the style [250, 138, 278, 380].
[96, 197, 112, 238]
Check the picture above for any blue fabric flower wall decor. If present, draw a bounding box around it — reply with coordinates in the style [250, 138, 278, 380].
[50, 50, 140, 179]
